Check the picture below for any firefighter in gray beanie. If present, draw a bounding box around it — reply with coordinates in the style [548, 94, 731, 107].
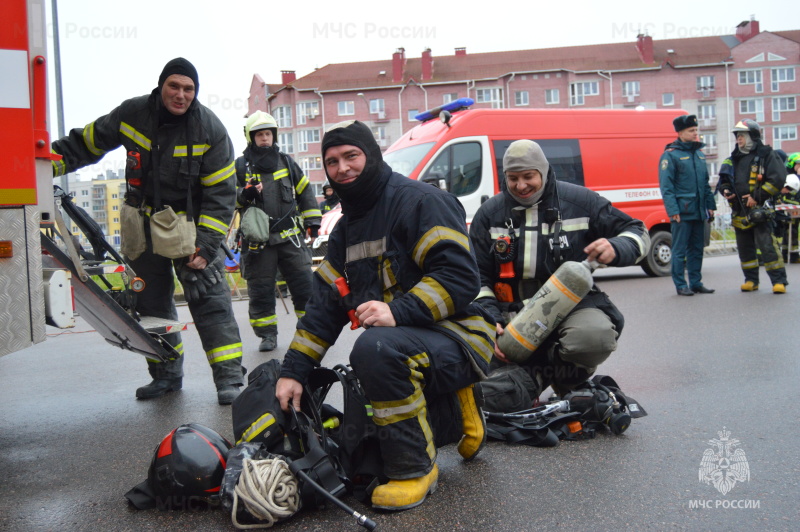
[470, 139, 649, 408]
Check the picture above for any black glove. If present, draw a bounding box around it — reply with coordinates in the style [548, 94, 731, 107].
[198, 261, 223, 288]
[243, 186, 260, 201]
[307, 225, 319, 238]
[179, 266, 207, 304]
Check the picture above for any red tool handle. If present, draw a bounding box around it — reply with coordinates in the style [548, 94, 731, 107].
[334, 278, 360, 330]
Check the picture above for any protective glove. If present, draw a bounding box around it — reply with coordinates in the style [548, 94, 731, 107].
[243, 185, 260, 201]
[197, 261, 223, 288]
[307, 225, 319, 238]
[179, 266, 207, 304]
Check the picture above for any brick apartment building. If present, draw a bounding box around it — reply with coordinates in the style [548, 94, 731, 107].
[247, 18, 800, 196]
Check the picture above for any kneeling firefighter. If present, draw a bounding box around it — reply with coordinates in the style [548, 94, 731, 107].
[469, 140, 649, 407]
[236, 111, 322, 352]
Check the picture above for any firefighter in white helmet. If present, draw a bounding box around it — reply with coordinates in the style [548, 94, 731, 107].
[236, 111, 322, 352]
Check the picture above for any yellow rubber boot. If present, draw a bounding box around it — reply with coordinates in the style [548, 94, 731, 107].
[456, 384, 486, 461]
[371, 464, 438, 511]
[741, 281, 758, 292]
[773, 283, 786, 294]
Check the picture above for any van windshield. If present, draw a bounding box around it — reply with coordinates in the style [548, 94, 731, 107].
[383, 142, 435, 177]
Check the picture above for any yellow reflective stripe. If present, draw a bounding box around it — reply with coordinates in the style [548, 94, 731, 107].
[207, 342, 243, 364]
[371, 385, 425, 425]
[301, 208, 321, 218]
[409, 351, 431, 368]
[765, 259, 784, 271]
[52, 151, 66, 176]
[315, 260, 342, 286]
[618, 230, 649, 260]
[202, 162, 235, 186]
[741, 259, 759, 270]
[560, 217, 590, 232]
[145, 341, 184, 364]
[198, 215, 228, 235]
[477, 287, 496, 299]
[295, 174, 309, 194]
[250, 315, 278, 326]
[346, 238, 386, 262]
[119, 122, 152, 151]
[409, 277, 454, 321]
[82, 121, 105, 156]
[273, 168, 289, 180]
[412, 226, 470, 269]
[237, 412, 277, 444]
[295, 310, 306, 318]
[280, 227, 302, 238]
[289, 330, 330, 362]
[439, 318, 494, 365]
[762, 183, 779, 196]
[173, 144, 211, 157]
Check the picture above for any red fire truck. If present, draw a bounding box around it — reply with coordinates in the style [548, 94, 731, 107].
[0, 0, 182, 360]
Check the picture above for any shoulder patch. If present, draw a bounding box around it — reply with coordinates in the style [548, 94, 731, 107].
[661, 159, 669, 170]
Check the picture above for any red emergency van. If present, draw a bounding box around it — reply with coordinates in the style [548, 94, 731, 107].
[381, 103, 684, 276]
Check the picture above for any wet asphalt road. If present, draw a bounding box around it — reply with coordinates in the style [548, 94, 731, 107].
[1, 253, 799, 531]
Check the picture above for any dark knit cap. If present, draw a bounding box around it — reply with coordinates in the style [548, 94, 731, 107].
[673, 114, 698, 132]
[158, 58, 199, 95]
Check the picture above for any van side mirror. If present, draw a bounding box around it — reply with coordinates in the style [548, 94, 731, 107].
[422, 172, 450, 192]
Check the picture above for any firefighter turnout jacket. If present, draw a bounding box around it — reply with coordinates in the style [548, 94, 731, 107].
[51, 89, 236, 264]
[280, 170, 495, 384]
[469, 172, 649, 328]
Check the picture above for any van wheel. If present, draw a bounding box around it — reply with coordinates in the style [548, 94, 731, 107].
[641, 230, 672, 277]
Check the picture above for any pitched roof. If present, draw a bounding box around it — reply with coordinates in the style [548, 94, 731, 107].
[282, 31, 793, 92]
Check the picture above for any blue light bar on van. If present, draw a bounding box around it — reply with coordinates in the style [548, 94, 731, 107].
[414, 97, 475, 122]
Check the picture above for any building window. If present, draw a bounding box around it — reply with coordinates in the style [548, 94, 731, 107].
[738, 70, 763, 93]
[696, 75, 715, 92]
[569, 81, 598, 106]
[112, 205, 118, 211]
[82, 202, 89, 208]
[371, 126, 387, 147]
[622, 81, 640, 99]
[774, 126, 798, 149]
[739, 98, 765, 123]
[301, 156, 322, 171]
[278, 133, 293, 154]
[443, 93, 458, 103]
[697, 104, 716, 128]
[663, 93, 675, 106]
[296, 101, 320, 125]
[545, 89, 559, 105]
[476, 88, 503, 108]
[274, 106, 292, 128]
[408, 109, 419, 121]
[514, 91, 529, 106]
[338, 101, 354, 116]
[111, 193, 118, 199]
[771, 67, 795, 92]
[81, 190, 89, 196]
[369, 99, 385, 115]
[113, 217, 119, 223]
[296, 129, 320, 152]
[707, 162, 718, 177]
[772, 96, 797, 122]
[702, 133, 717, 155]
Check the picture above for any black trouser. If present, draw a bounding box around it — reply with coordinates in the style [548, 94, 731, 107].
[350, 327, 479, 479]
[735, 221, 788, 286]
[129, 237, 244, 388]
[241, 239, 313, 339]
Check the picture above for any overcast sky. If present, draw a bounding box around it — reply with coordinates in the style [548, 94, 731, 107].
[45, 0, 794, 179]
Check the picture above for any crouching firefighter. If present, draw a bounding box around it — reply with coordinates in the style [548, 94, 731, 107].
[469, 140, 649, 408]
[276, 120, 496, 511]
[51, 58, 244, 405]
[236, 111, 321, 352]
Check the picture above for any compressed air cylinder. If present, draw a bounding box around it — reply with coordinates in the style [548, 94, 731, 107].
[497, 261, 594, 363]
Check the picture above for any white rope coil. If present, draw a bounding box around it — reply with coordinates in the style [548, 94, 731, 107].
[231, 458, 301, 529]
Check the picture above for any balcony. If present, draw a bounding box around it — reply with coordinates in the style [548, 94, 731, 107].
[702, 146, 718, 157]
[698, 117, 716, 130]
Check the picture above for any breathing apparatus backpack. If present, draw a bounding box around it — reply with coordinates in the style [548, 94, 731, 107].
[484, 374, 647, 447]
